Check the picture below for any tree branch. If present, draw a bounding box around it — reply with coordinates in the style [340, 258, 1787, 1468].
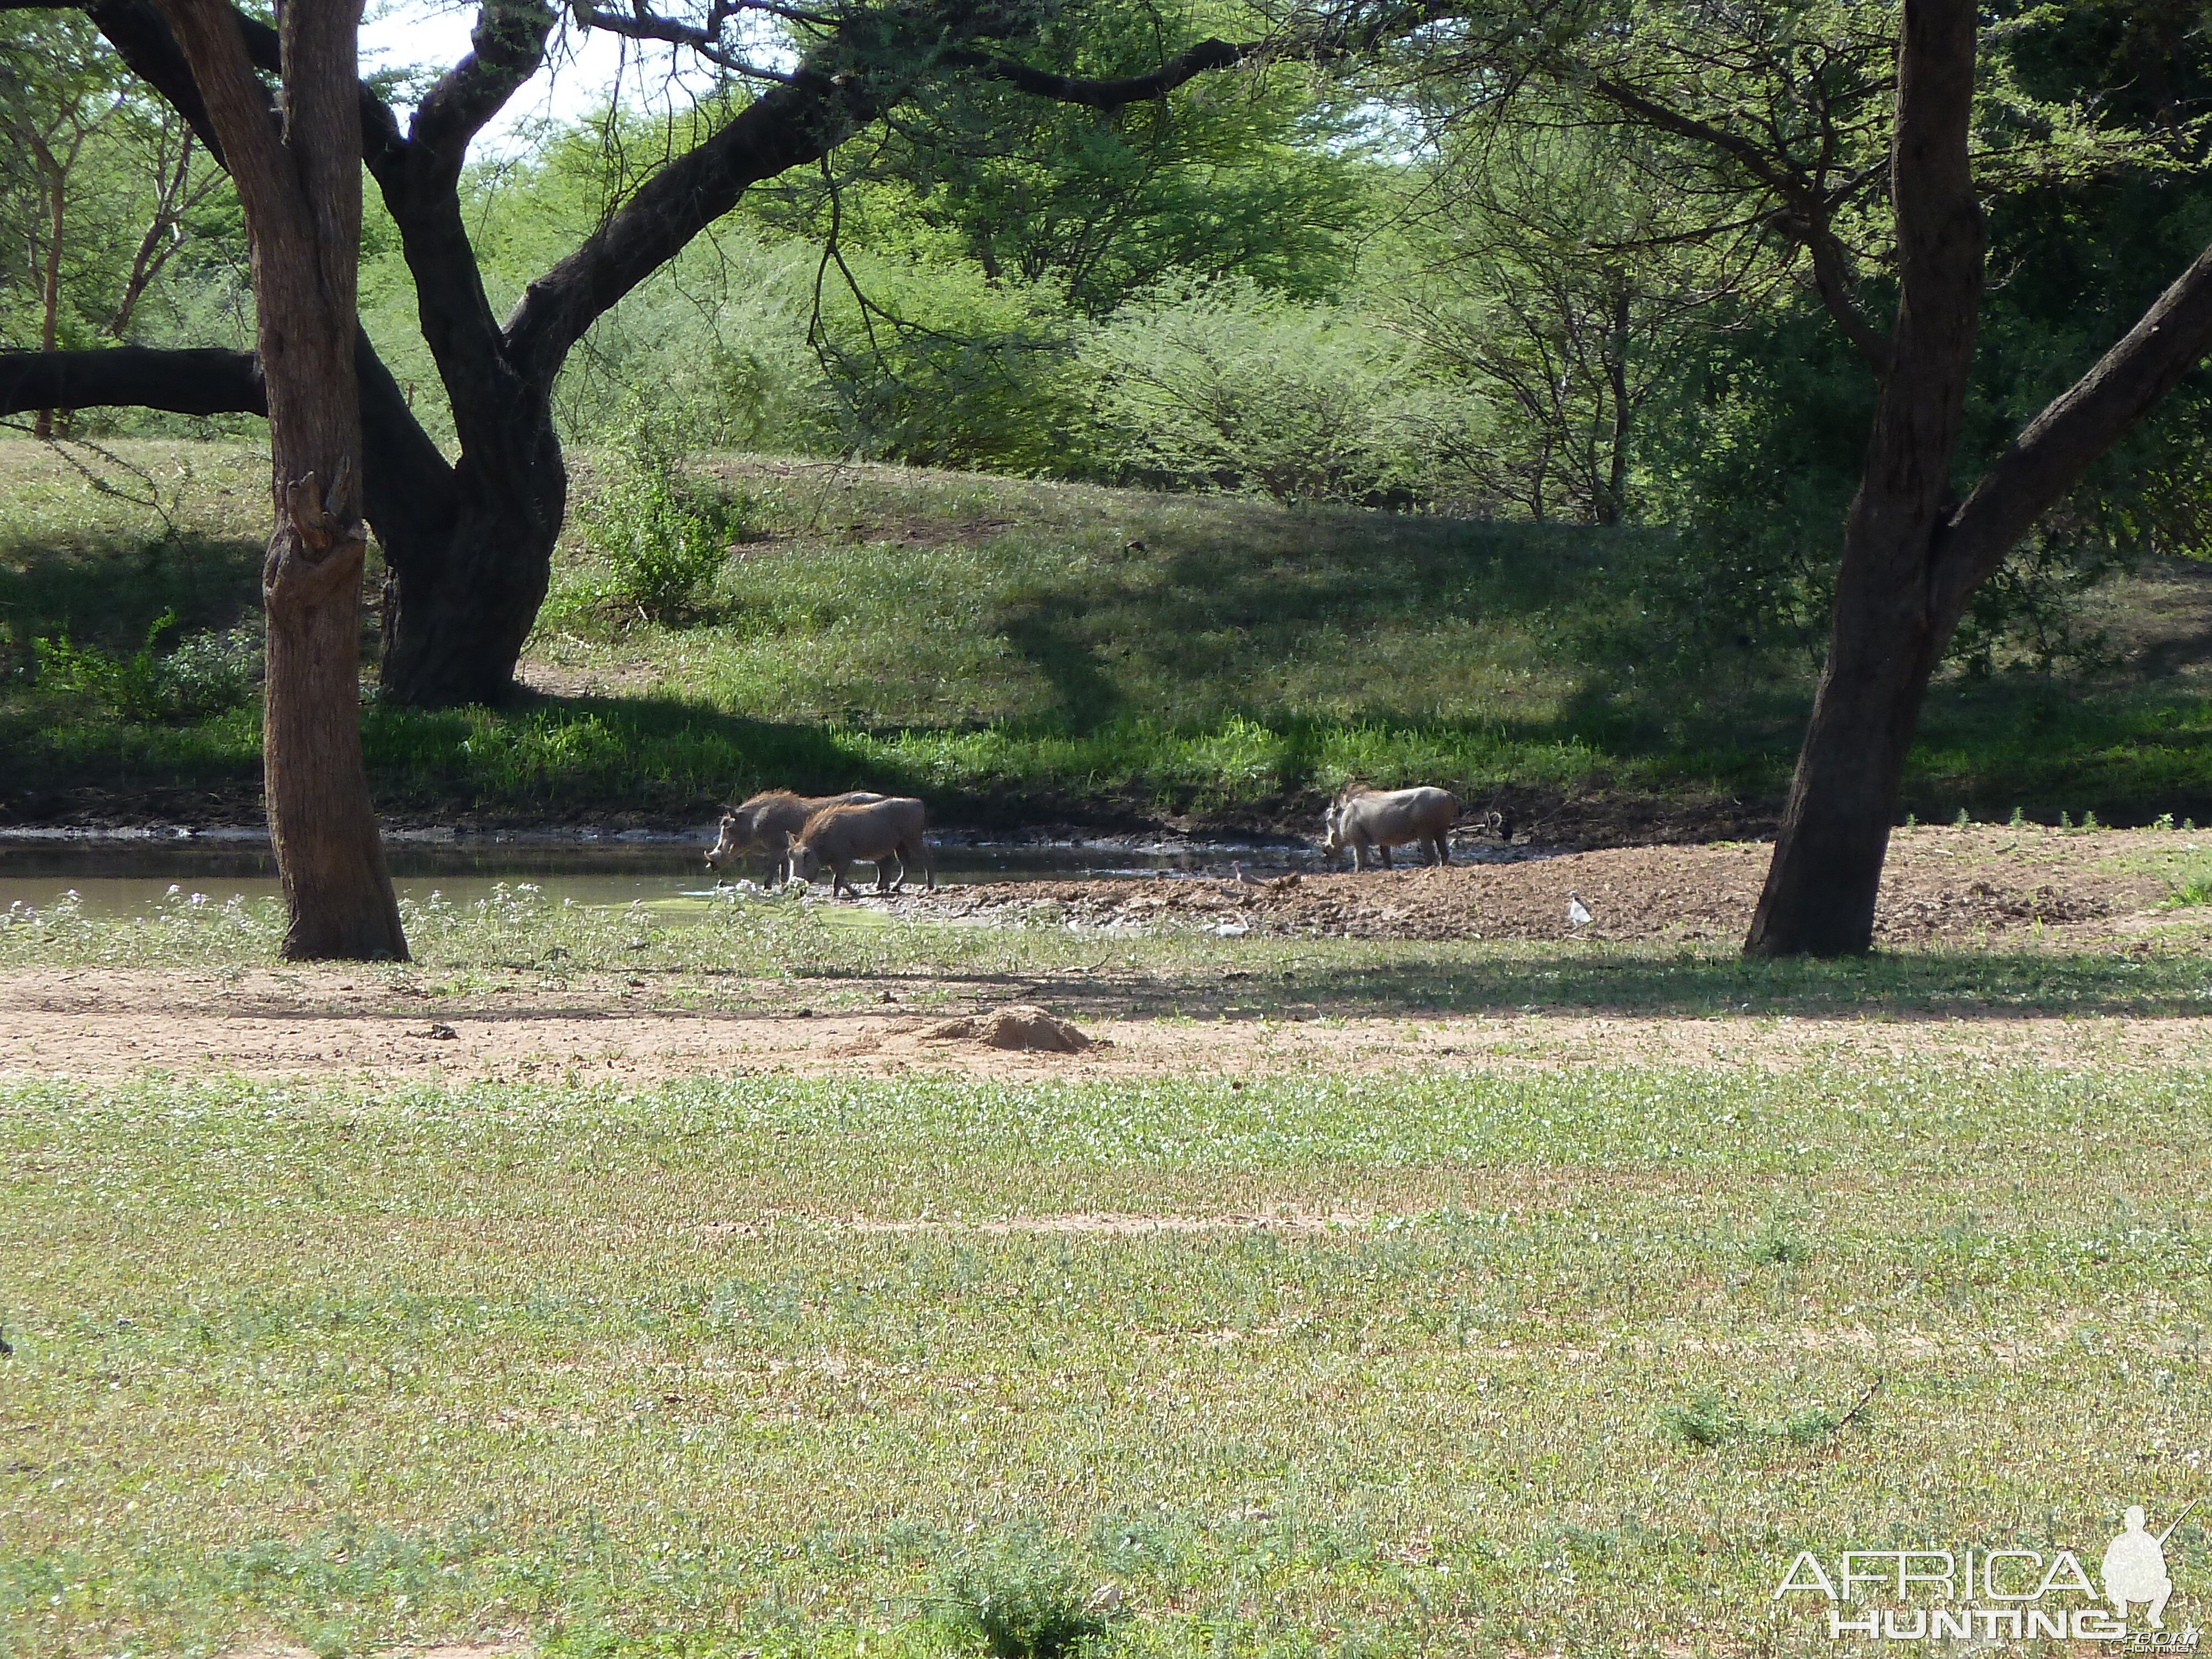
[568, 0, 803, 84]
[0, 346, 264, 416]
[1587, 72, 1893, 372]
[412, 0, 559, 175]
[353, 333, 462, 556]
[1797, 212, 1893, 375]
[364, 0, 558, 453]
[943, 36, 1256, 109]
[504, 68, 883, 382]
[1938, 234, 2212, 615]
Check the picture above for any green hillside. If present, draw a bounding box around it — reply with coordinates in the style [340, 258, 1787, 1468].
[4, 439, 2209, 837]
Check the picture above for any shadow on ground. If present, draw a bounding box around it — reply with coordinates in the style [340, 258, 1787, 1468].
[792, 947, 2211, 1021]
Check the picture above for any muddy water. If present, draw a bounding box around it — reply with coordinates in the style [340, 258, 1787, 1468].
[0, 830, 1346, 919]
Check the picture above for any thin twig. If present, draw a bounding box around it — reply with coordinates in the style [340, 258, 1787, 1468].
[1834, 1375, 1882, 1431]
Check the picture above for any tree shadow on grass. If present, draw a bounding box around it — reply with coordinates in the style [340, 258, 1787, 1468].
[815, 946, 2212, 1021]
[0, 534, 265, 649]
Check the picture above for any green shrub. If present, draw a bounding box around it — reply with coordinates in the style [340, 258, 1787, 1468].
[1745, 1227, 1813, 1266]
[2165, 870, 2212, 907]
[1655, 1389, 1738, 1449]
[933, 1536, 1115, 1659]
[1083, 276, 1467, 504]
[25, 609, 260, 722]
[580, 427, 748, 624]
[813, 255, 1091, 476]
[1782, 1405, 1849, 1444]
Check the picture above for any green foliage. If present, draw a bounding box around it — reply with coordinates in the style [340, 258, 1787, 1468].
[1781, 1404, 1853, 1444]
[932, 1535, 1114, 1659]
[1655, 1389, 1739, 1449]
[1083, 278, 1463, 503]
[541, 231, 833, 456]
[757, 4, 1375, 318]
[813, 257, 1089, 474]
[578, 425, 748, 624]
[2164, 870, 2212, 908]
[0, 11, 236, 363]
[12, 441, 2212, 831]
[1745, 1226, 1813, 1266]
[20, 607, 258, 722]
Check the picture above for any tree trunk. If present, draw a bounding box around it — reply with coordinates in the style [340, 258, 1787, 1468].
[1599, 286, 1631, 525]
[1743, 546, 1948, 954]
[1745, 0, 1984, 957]
[34, 150, 65, 440]
[155, 0, 406, 961]
[376, 397, 565, 708]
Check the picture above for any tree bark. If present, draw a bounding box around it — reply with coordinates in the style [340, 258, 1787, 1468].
[154, 0, 406, 960]
[375, 400, 566, 707]
[1598, 285, 1631, 525]
[1746, 0, 1985, 957]
[32, 135, 67, 439]
[0, 345, 265, 414]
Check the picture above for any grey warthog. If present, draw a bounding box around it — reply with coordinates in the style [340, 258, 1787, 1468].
[1321, 784, 1460, 870]
[707, 789, 885, 883]
[790, 796, 934, 898]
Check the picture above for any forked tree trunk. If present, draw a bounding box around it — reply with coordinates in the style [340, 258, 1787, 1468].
[156, 0, 406, 960]
[1745, 0, 1983, 957]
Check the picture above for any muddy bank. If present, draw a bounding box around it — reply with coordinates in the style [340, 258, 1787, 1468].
[911, 826, 2189, 947]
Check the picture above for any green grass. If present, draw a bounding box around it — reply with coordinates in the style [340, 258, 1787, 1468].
[7, 440, 2212, 831]
[7, 1060, 2212, 1656]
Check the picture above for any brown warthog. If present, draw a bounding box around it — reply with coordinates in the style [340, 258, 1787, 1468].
[1321, 784, 1459, 870]
[790, 797, 934, 898]
[707, 790, 884, 883]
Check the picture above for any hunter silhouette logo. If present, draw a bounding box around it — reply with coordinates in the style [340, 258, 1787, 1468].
[1774, 1501, 2201, 1644]
[2106, 1501, 2195, 1629]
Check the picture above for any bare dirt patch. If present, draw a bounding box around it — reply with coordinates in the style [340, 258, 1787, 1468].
[4, 830, 2206, 1084]
[7, 968, 2212, 1083]
[914, 825, 2194, 946]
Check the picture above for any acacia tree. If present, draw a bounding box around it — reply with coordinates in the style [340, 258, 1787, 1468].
[0, 0, 1343, 708]
[1, 13, 124, 435]
[1397, 122, 1766, 523]
[1417, 0, 2212, 953]
[149, 0, 408, 959]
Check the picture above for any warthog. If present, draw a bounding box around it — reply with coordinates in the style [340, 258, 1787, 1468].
[1322, 784, 1460, 870]
[790, 796, 934, 898]
[707, 789, 885, 883]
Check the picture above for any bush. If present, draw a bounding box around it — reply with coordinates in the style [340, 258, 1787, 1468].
[813, 254, 1089, 476]
[1082, 277, 1455, 504]
[932, 1535, 1115, 1659]
[23, 609, 261, 722]
[549, 232, 833, 455]
[1655, 1389, 1738, 1449]
[1745, 1225, 1813, 1266]
[580, 426, 748, 624]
